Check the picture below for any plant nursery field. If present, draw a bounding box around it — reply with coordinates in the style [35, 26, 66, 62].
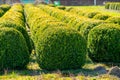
[0, 3, 120, 80]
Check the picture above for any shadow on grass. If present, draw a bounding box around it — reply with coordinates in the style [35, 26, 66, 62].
[0, 64, 106, 77]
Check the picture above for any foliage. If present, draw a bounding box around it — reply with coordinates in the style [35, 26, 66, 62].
[93, 14, 111, 20]
[88, 23, 120, 62]
[0, 4, 11, 12]
[106, 16, 120, 25]
[0, 27, 29, 70]
[105, 2, 120, 10]
[25, 5, 87, 70]
[36, 27, 87, 70]
[85, 11, 100, 18]
[80, 20, 104, 40]
[0, 4, 32, 53]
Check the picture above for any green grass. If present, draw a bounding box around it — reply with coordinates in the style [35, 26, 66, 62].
[0, 52, 119, 80]
[0, 54, 119, 80]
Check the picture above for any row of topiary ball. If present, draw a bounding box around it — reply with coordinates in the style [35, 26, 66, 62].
[38, 5, 120, 65]
[105, 2, 120, 10]
[24, 4, 87, 70]
[0, 4, 32, 70]
[66, 7, 120, 25]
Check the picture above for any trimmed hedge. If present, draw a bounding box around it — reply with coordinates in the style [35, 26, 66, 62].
[0, 4, 11, 12]
[88, 23, 120, 63]
[93, 14, 111, 20]
[0, 4, 11, 17]
[85, 11, 100, 18]
[36, 27, 87, 70]
[0, 4, 32, 53]
[24, 4, 67, 41]
[105, 2, 120, 10]
[38, 5, 103, 31]
[65, 7, 115, 21]
[80, 20, 104, 40]
[106, 16, 120, 25]
[25, 5, 87, 70]
[0, 9, 4, 17]
[0, 27, 29, 70]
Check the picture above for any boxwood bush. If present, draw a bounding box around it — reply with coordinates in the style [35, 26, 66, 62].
[88, 23, 120, 63]
[0, 21, 32, 53]
[0, 4, 32, 53]
[85, 11, 100, 18]
[93, 14, 111, 20]
[0, 4, 11, 12]
[36, 27, 87, 70]
[105, 2, 120, 10]
[0, 27, 29, 70]
[0, 9, 4, 17]
[106, 16, 120, 25]
[80, 20, 104, 40]
[25, 5, 87, 70]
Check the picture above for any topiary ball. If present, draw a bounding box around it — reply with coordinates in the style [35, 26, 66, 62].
[80, 20, 104, 40]
[93, 14, 111, 20]
[36, 27, 87, 70]
[88, 23, 120, 63]
[0, 21, 33, 53]
[106, 16, 120, 25]
[0, 27, 30, 70]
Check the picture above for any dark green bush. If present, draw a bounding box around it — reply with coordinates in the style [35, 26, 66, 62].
[36, 27, 87, 70]
[0, 27, 29, 70]
[106, 16, 120, 25]
[88, 23, 120, 63]
[85, 11, 100, 18]
[93, 14, 111, 20]
[0, 4, 11, 12]
[0, 21, 33, 54]
[0, 9, 4, 17]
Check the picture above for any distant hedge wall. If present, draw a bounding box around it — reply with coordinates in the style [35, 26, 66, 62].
[0, 4, 32, 54]
[105, 2, 120, 10]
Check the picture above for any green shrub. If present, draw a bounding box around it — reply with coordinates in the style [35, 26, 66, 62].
[85, 11, 100, 18]
[105, 2, 120, 10]
[93, 14, 111, 20]
[0, 21, 32, 54]
[106, 16, 120, 25]
[88, 23, 120, 62]
[0, 9, 4, 17]
[0, 27, 29, 70]
[80, 20, 104, 40]
[0, 4, 11, 12]
[36, 27, 87, 70]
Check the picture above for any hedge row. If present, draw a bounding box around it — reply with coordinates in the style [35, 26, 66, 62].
[0, 4, 32, 53]
[39, 5, 120, 63]
[38, 5, 104, 40]
[0, 4, 30, 70]
[88, 23, 120, 63]
[105, 2, 120, 10]
[66, 7, 120, 25]
[0, 4, 11, 17]
[25, 4, 87, 70]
